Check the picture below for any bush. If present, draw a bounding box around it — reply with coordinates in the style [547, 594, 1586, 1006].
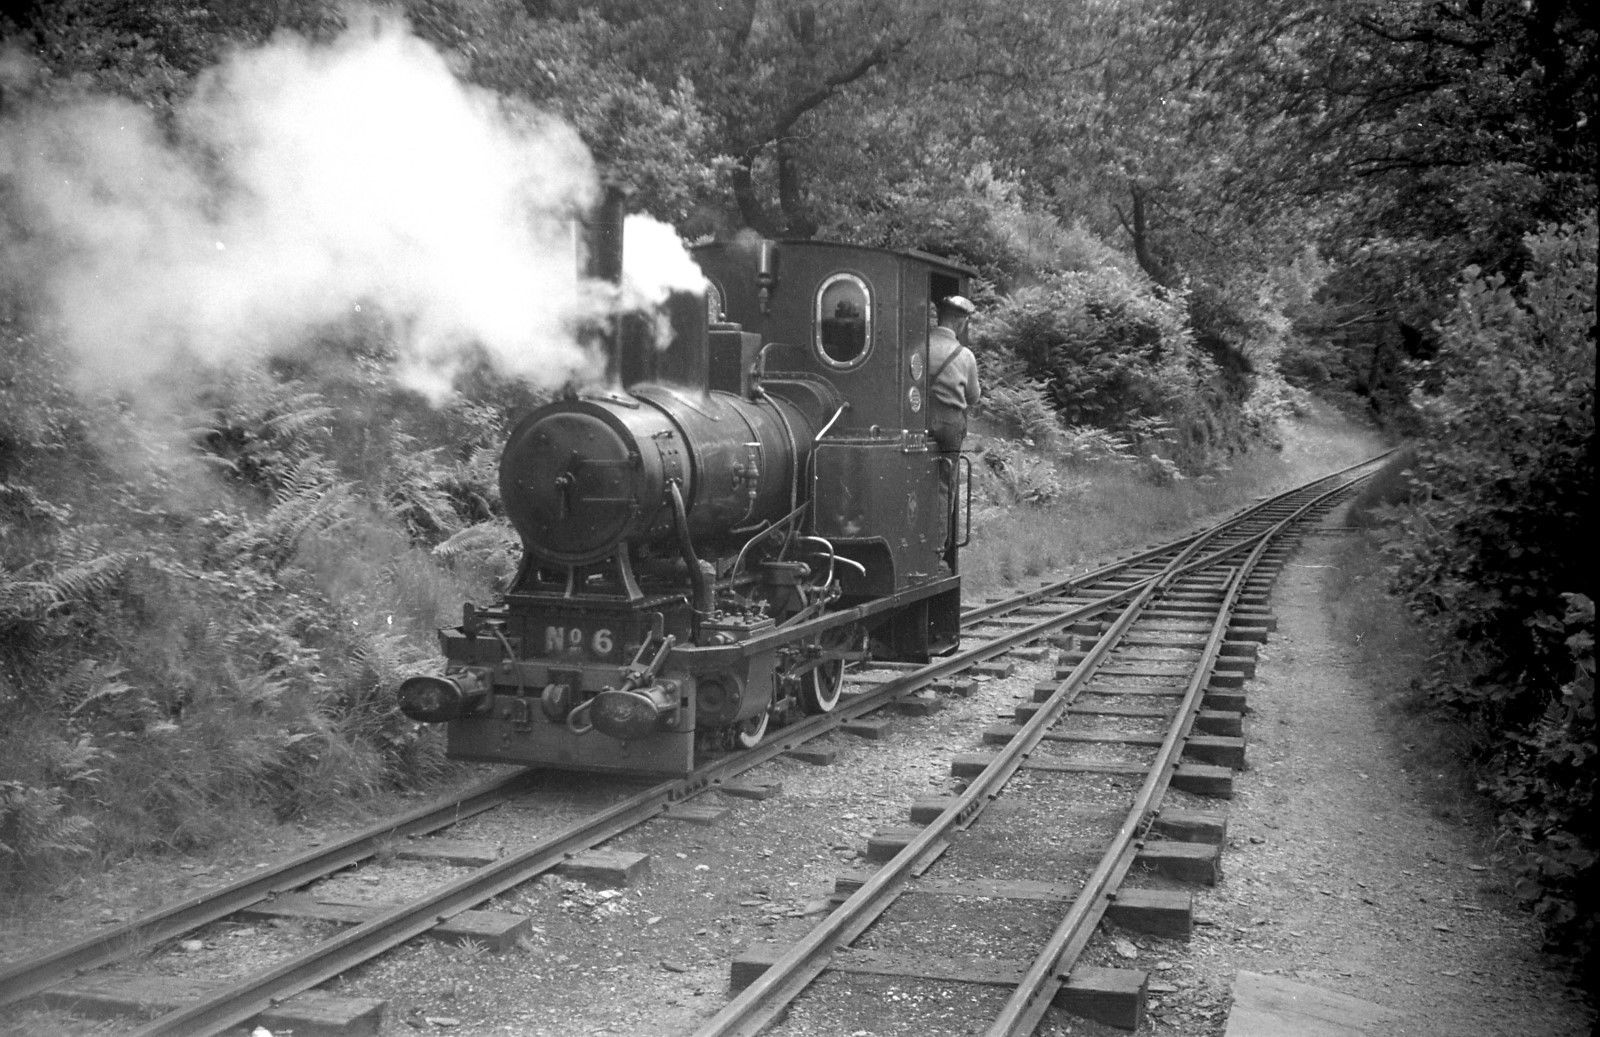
[969, 266, 1251, 474]
[0, 778, 93, 897]
[976, 350, 1064, 448]
[0, 309, 501, 875]
[1489, 594, 1595, 951]
[1381, 216, 1596, 956]
[973, 271, 1188, 429]
[974, 440, 1073, 506]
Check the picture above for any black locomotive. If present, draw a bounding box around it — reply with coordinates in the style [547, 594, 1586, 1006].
[398, 201, 975, 775]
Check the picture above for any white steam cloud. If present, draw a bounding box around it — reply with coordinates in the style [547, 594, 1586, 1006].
[0, 9, 702, 402]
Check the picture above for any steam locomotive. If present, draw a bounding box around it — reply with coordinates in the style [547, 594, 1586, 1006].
[397, 201, 975, 775]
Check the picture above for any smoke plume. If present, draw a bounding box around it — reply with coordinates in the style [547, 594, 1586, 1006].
[0, 9, 700, 402]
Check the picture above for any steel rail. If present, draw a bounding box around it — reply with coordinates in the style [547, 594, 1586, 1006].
[114, 578, 1150, 1036]
[988, 473, 1371, 1035]
[0, 769, 534, 1007]
[692, 469, 1375, 1037]
[987, 563, 1248, 1035]
[125, 775, 691, 1036]
[690, 583, 1158, 1036]
[692, 497, 1246, 1037]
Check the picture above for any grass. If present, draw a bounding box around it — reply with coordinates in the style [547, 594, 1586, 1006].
[960, 398, 1392, 601]
[1322, 527, 1493, 830]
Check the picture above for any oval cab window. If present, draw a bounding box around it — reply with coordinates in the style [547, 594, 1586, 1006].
[815, 274, 872, 369]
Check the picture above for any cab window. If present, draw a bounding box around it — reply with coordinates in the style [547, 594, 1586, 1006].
[814, 273, 872, 368]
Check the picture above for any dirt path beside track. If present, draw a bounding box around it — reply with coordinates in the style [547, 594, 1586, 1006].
[1102, 504, 1594, 1037]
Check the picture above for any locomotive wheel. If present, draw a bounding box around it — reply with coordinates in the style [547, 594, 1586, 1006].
[799, 659, 845, 714]
[734, 708, 769, 748]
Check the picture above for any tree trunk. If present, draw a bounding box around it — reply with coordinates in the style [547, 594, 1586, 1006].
[1122, 182, 1174, 287]
[775, 138, 818, 239]
[731, 156, 781, 237]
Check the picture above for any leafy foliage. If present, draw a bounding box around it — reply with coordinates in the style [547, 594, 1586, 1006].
[973, 441, 1070, 507]
[0, 304, 502, 869]
[0, 779, 93, 896]
[1490, 593, 1595, 950]
[975, 272, 1192, 430]
[1381, 217, 1596, 955]
[974, 349, 1063, 449]
[968, 268, 1258, 474]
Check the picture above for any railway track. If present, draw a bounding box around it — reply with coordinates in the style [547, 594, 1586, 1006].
[0, 455, 1387, 1036]
[697, 460, 1372, 1036]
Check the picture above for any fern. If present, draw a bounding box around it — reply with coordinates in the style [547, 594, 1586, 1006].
[1058, 426, 1134, 465]
[433, 521, 519, 565]
[219, 459, 351, 568]
[0, 552, 140, 636]
[258, 394, 335, 440]
[1141, 453, 1185, 486]
[40, 733, 104, 789]
[432, 521, 520, 593]
[0, 780, 93, 895]
[0, 481, 72, 528]
[67, 673, 136, 718]
[0, 568, 56, 627]
[977, 442, 1072, 505]
[388, 466, 465, 544]
[42, 552, 138, 607]
[197, 378, 335, 495]
[1124, 415, 1178, 452]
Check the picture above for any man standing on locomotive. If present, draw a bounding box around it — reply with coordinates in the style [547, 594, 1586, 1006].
[927, 294, 981, 480]
[927, 294, 980, 564]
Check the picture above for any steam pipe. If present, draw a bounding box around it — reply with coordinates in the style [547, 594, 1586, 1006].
[668, 481, 713, 619]
[732, 498, 810, 578]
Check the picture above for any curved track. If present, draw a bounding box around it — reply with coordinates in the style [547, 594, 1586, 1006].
[0, 454, 1388, 1036]
[693, 457, 1382, 1036]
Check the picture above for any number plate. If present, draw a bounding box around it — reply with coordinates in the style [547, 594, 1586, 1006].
[542, 624, 618, 660]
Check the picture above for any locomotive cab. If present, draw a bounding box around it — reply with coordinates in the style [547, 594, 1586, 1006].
[693, 239, 976, 657]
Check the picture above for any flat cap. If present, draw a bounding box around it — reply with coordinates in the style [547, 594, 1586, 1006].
[939, 294, 976, 315]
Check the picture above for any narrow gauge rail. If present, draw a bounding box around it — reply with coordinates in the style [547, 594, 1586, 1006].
[0, 455, 1387, 1036]
[695, 462, 1381, 1037]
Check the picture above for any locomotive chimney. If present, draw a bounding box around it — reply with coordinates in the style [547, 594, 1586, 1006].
[583, 186, 708, 394]
[650, 289, 710, 395]
[584, 184, 626, 285]
[583, 185, 627, 386]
